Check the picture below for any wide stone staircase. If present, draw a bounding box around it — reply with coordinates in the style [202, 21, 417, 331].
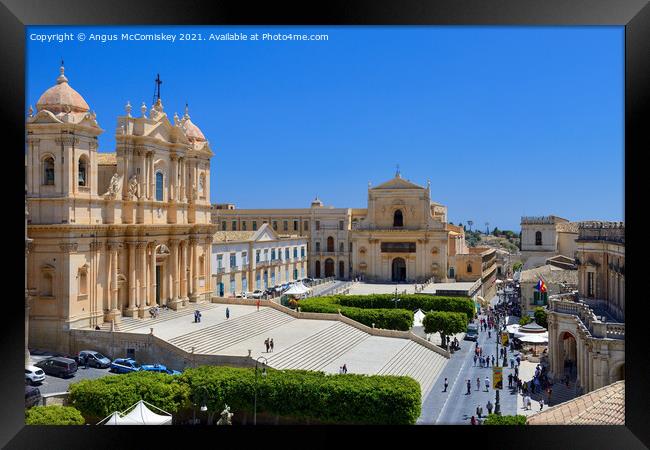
[93, 302, 221, 333]
[377, 340, 448, 397]
[265, 321, 369, 371]
[528, 378, 579, 407]
[168, 307, 295, 354]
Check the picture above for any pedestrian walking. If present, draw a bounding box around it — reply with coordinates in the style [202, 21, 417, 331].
[522, 395, 528, 410]
[467, 379, 472, 395]
[514, 366, 519, 378]
[486, 400, 493, 415]
[476, 377, 481, 391]
[491, 355, 495, 366]
[476, 404, 483, 419]
[508, 373, 513, 388]
[194, 310, 199, 323]
[225, 307, 230, 319]
[473, 355, 477, 366]
[470, 415, 477, 425]
[510, 357, 514, 369]
[84, 354, 89, 369]
[539, 398, 544, 411]
[443, 378, 449, 392]
[264, 338, 270, 353]
[198, 311, 202, 323]
[270, 338, 274, 352]
[488, 330, 491, 339]
[486, 356, 490, 367]
[484, 376, 490, 392]
[547, 387, 552, 404]
[339, 366, 344, 374]
[517, 379, 522, 393]
[256, 299, 260, 311]
[342, 363, 347, 374]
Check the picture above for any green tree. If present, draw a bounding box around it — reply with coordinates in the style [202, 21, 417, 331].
[422, 311, 467, 349]
[519, 315, 532, 326]
[483, 414, 527, 425]
[25, 405, 85, 425]
[492, 227, 500, 236]
[534, 307, 548, 328]
[512, 261, 523, 272]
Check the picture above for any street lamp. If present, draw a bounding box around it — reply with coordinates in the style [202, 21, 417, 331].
[193, 385, 209, 425]
[253, 356, 268, 425]
[494, 312, 502, 415]
[393, 285, 400, 309]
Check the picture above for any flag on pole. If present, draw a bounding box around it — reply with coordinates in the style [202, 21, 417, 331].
[536, 278, 547, 293]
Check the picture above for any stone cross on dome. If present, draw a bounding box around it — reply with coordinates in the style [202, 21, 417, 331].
[395, 164, 401, 178]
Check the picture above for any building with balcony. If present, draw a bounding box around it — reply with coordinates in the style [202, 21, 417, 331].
[212, 170, 496, 292]
[211, 223, 307, 296]
[519, 264, 577, 316]
[546, 221, 624, 396]
[520, 216, 579, 270]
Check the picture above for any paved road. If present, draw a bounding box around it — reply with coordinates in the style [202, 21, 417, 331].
[418, 317, 519, 424]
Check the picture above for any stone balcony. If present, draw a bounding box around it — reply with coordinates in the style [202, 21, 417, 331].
[549, 295, 624, 340]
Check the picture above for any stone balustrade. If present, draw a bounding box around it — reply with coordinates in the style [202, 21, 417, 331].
[550, 298, 624, 340]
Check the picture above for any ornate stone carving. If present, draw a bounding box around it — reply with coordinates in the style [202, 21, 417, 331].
[128, 174, 140, 200]
[54, 136, 79, 146]
[431, 247, 439, 254]
[107, 241, 122, 251]
[216, 405, 233, 426]
[58, 242, 78, 253]
[89, 241, 104, 251]
[103, 173, 123, 199]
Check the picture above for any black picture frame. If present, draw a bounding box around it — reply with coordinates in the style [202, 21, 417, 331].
[1, 0, 647, 448]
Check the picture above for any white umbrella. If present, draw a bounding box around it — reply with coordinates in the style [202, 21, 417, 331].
[506, 324, 520, 335]
[284, 282, 310, 296]
[121, 400, 172, 425]
[516, 333, 548, 344]
[99, 411, 142, 425]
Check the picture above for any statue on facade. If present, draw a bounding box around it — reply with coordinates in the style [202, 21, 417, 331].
[128, 174, 140, 200]
[103, 173, 123, 199]
[216, 404, 233, 425]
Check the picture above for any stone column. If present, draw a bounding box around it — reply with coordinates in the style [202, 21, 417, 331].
[181, 241, 188, 301]
[179, 158, 185, 202]
[191, 237, 199, 301]
[148, 151, 155, 200]
[173, 240, 181, 302]
[170, 155, 178, 201]
[149, 242, 157, 306]
[139, 150, 146, 200]
[126, 242, 137, 316]
[138, 242, 148, 317]
[105, 242, 121, 323]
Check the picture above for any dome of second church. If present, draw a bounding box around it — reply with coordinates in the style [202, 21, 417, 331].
[36, 64, 90, 114]
[181, 105, 206, 142]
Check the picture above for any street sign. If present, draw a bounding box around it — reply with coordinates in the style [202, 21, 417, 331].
[501, 332, 509, 346]
[493, 366, 503, 389]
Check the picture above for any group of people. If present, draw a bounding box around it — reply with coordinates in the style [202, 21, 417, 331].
[193, 310, 202, 323]
[149, 305, 160, 319]
[338, 364, 348, 374]
[264, 337, 274, 353]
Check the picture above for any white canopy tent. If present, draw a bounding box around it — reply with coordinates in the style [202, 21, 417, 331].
[283, 282, 311, 296]
[506, 323, 521, 335]
[413, 309, 426, 327]
[515, 333, 549, 344]
[99, 400, 172, 425]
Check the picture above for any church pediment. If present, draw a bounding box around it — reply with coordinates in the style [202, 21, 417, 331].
[28, 110, 63, 124]
[372, 176, 425, 190]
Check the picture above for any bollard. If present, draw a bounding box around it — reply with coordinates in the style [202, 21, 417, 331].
[150, 327, 154, 335]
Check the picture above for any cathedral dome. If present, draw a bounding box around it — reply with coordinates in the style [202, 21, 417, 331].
[181, 105, 206, 142]
[36, 65, 90, 114]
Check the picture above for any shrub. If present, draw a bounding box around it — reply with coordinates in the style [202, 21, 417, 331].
[68, 371, 190, 422]
[180, 366, 421, 424]
[534, 307, 548, 328]
[512, 261, 523, 272]
[483, 414, 527, 425]
[519, 316, 532, 326]
[25, 405, 85, 425]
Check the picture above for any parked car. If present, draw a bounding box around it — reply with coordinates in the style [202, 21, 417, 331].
[34, 357, 78, 378]
[25, 365, 45, 385]
[251, 290, 264, 299]
[236, 292, 247, 298]
[78, 350, 111, 368]
[109, 358, 142, 374]
[141, 363, 182, 375]
[25, 385, 41, 409]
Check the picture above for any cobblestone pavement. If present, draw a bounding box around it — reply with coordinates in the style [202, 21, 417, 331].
[418, 316, 519, 424]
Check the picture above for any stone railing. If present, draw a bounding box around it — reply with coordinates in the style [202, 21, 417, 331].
[550, 298, 624, 340]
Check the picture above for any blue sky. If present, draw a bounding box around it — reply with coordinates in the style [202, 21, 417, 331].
[26, 26, 624, 231]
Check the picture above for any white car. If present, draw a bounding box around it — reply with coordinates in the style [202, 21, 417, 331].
[251, 290, 264, 299]
[25, 365, 46, 385]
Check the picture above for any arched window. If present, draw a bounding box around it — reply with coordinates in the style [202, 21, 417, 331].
[327, 236, 334, 252]
[467, 263, 473, 273]
[393, 209, 404, 227]
[43, 156, 55, 185]
[155, 171, 164, 201]
[535, 231, 542, 246]
[78, 156, 87, 186]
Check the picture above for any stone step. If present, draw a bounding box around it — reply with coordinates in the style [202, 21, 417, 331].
[168, 308, 295, 354]
[267, 322, 369, 371]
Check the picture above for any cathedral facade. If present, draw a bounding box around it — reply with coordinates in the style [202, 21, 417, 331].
[26, 65, 216, 350]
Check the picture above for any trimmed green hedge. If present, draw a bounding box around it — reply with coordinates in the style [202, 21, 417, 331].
[297, 296, 413, 330]
[68, 371, 190, 422]
[25, 405, 85, 425]
[67, 366, 421, 425]
[180, 366, 421, 425]
[298, 294, 475, 330]
[483, 414, 527, 425]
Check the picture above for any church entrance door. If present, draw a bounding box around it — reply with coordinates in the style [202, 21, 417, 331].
[392, 258, 406, 282]
[324, 258, 335, 277]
